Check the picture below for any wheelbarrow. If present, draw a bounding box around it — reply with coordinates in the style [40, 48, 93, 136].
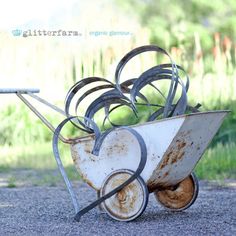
[0, 88, 228, 221]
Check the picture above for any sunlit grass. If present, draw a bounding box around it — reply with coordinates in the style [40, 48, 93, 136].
[195, 142, 236, 180]
[1, 143, 58, 169]
[0, 142, 79, 186]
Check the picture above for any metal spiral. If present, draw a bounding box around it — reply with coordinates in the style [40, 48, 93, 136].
[64, 45, 199, 133]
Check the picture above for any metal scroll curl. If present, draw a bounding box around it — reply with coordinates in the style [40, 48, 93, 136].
[52, 116, 147, 221]
[64, 45, 200, 133]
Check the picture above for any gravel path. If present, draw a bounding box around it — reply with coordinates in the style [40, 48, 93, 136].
[0, 181, 235, 236]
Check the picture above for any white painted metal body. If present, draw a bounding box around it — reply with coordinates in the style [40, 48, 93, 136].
[70, 111, 228, 191]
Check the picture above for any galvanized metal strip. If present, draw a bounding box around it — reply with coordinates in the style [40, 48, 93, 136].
[114, 45, 177, 92]
[64, 77, 116, 133]
[114, 45, 179, 118]
[84, 94, 136, 122]
[130, 65, 189, 119]
[65, 77, 114, 115]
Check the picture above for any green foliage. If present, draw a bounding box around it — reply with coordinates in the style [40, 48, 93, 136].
[208, 101, 236, 146]
[0, 102, 87, 146]
[0, 104, 51, 146]
[115, 0, 236, 79]
[116, 0, 236, 50]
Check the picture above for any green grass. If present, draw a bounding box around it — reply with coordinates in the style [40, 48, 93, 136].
[0, 142, 79, 187]
[195, 142, 236, 180]
[0, 142, 81, 171]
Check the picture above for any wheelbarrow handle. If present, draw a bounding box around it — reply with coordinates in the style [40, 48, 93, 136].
[0, 88, 40, 94]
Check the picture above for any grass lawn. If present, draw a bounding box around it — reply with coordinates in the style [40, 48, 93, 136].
[195, 142, 236, 180]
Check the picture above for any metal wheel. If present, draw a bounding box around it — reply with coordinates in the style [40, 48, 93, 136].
[100, 169, 149, 222]
[154, 173, 199, 211]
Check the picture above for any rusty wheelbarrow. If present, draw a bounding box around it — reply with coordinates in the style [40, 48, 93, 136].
[69, 110, 228, 221]
[0, 88, 228, 221]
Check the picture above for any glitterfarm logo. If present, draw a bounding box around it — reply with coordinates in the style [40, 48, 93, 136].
[12, 29, 82, 37]
[11, 29, 132, 38]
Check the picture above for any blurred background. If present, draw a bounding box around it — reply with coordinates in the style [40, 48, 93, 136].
[0, 0, 235, 186]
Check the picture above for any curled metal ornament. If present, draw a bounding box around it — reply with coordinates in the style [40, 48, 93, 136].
[64, 45, 199, 134]
[52, 117, 147, 221]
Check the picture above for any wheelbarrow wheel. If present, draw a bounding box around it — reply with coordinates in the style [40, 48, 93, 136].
[154, 173, 199, 211]
[100, 169, 149, 222]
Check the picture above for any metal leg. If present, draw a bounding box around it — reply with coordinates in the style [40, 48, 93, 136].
[52, 118, 80, 213]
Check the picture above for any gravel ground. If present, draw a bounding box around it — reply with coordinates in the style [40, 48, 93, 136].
[0, 181, 235, 236]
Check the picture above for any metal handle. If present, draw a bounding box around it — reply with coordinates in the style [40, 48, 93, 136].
[16, 93, 69, 143]
[0, 88, 40, 94]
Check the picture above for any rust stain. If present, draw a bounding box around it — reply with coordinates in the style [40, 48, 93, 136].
[177, 130, 191, 139]
[147, 179, 158, 192]
[70, 145, 98, 190]
[106, 143, 128, 157]
[72, 133, 95, 144]
[80, 171, 98, 190]
[163, 171, 169, 177]
[170, 151, 185, 164]
[81, 141, 94, 153]
[159, 140, 186, 169]
[159, 151, 172, 170]
[176, 140, 186, 149]
[147, 176, 173, 192]
[147, 138, 188, 190]
[148, 181, 170, 192]
[70, 147, 77, 163]
[116, 185, 137, 214]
